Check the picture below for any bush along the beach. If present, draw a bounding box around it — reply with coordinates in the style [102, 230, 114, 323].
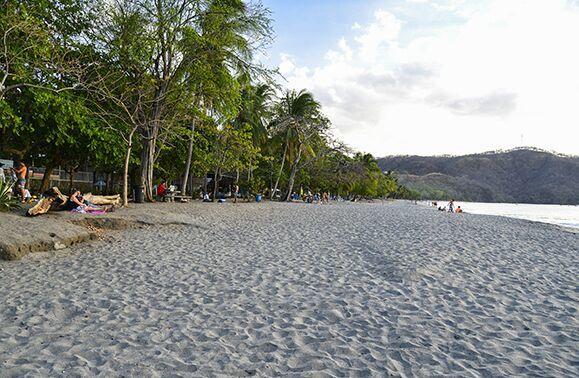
[0, 180, 20, 211]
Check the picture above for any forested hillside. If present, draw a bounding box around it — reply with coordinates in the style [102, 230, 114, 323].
[378, 148, 579, 204]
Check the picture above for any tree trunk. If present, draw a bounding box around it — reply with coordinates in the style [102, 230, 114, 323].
[212, 168, 220, 202]
[122, 128, 137, 206]
[141, 81, 168, 201]
[105, 172, 111, 195]
[110, 174, 116, 196]
[271, 129, 290, 200]
[140, 132, 155, 202]
[39, 164, 55, 193]
[268, 161, 274, 198]
[284, 147, 303, 201]
[181, 118, 196, 195]
[68, 167, 75, 191]
[234, 168, 239, 203]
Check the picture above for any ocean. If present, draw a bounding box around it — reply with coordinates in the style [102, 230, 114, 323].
[426, 201, 579, 229]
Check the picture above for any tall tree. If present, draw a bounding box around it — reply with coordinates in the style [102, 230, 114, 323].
[92, 0, 272, 201]
[207, 122, 260, 201]
[270, 90, 328, 201]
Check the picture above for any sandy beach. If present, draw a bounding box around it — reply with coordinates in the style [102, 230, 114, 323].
[0, 201, 577, 376]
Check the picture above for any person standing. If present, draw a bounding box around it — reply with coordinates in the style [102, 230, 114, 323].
[233, 184, 239, 203]
[13, 161, 27, 203]
[448, 199, 455, 213]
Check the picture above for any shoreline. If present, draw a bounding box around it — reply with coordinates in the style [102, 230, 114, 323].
[416, 199, 579, 232]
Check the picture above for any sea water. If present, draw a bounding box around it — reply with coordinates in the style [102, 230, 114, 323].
[425, 201, 579, 229]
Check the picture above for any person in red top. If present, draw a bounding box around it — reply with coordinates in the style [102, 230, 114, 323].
[157, 181, 167, 197]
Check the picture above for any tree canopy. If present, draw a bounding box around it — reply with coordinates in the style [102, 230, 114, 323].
[0, 0, 416, 204]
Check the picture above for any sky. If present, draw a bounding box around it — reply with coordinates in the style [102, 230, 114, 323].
[259, 0, 579, 157]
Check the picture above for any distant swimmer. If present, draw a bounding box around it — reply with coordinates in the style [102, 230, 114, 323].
[455, 206, 463, 213]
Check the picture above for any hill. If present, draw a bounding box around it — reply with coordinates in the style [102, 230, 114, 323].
[378, 148, 579, 204]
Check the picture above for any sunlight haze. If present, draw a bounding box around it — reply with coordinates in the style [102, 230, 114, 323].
[262, 0, 579, 156]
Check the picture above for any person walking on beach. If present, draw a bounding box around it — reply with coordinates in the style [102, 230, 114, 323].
[448, 199, 455, 213]
[13, 161, 27, 203]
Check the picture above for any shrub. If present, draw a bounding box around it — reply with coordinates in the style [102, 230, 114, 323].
[0, 180, 20, 211]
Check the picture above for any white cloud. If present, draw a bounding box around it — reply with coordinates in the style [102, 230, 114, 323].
[355, 10, 402, 62]
[279, 0, 579, 156]
[278, 53, 295, 75]
[434, 90, 518, 117]
[324, 38, 353, 63]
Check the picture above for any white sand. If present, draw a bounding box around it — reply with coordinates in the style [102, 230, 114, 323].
[0, 201, 577, 376]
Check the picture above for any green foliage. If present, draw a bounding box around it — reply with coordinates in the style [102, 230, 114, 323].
[0, 100, 22, 131]
[241, 176, 266, 196]
[208, 123, 261, 176]
[307, 152, 399, 199]
[393, 185, 422, 200]
[0, 0, 404, 202]
[0, 180, 20, 211]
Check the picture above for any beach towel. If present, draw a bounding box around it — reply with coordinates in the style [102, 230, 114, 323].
[70, 206, 107, 215]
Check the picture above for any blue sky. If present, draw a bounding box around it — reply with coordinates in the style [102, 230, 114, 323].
[259, 0, 579, 156]
[262, 0, 466, 68]
[262, 0, 390, 66]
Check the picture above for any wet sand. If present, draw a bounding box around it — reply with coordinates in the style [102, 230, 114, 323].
[0, 201, 577, 376]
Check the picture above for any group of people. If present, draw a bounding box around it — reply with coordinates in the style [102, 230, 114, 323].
[0, 161, 30, 203]
[1, 159, 117, 214]
[433, 199, 463, 213]
[199, 184, 241, 203]
[289, 190, 331, 204]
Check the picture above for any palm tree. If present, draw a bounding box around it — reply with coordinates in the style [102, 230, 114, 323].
[270, 89, 323, 201]
[232, 81, 274, 183]
[235, 82, 274, 145]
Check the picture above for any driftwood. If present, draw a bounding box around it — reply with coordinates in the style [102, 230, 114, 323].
[84, 193, 120, 205]
[27, 197, 55, 216]
[27, 187, 67, 216]
[51, 187, 69, 205]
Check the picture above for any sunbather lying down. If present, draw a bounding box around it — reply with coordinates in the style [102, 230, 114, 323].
[26, 187, 120, 216]
[65, 188, 115, 214]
